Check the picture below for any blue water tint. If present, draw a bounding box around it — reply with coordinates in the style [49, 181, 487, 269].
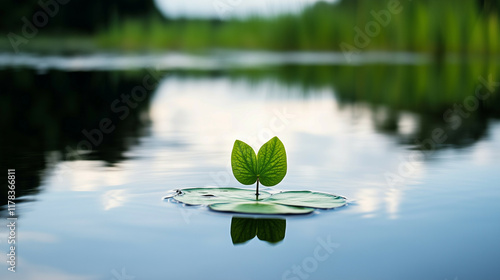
[1, 71, 499, 280]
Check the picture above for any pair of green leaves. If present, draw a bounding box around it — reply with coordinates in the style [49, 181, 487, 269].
[231, 136, 287, 187]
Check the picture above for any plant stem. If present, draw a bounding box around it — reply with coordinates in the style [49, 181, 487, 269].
[256, 178, 260, 200]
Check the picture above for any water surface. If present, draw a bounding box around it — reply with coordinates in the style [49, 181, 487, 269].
[1, 55, 499, 280]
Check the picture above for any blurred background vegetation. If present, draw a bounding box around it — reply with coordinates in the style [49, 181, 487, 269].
[1, 0, 499, 208]
[1, 0, 499, 53]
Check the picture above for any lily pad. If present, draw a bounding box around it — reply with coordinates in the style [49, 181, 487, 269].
[266, 191, 346, 209]
[209, 201, 314, 215]
[167, 187, 346, 214]
[171, 187, 270, 205]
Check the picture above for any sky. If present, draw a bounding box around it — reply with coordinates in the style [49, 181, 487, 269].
[154, 0, 338, 19]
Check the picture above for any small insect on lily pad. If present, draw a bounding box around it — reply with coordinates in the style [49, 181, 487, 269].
[171, 187, 271, 205]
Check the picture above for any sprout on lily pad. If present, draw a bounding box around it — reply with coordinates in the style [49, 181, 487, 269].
[165, 137, 347, 215]
[231, 136, 287, 197]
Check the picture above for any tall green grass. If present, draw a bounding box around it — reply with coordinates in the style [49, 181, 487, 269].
[96, 0, 500, 54]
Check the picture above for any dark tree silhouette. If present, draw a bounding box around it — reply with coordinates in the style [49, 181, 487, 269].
[0, 0, 161, 33]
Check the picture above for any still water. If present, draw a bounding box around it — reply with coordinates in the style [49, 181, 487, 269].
[0, 53, 499, 280]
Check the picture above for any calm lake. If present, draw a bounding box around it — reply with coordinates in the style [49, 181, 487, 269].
[1, 52, 499, 280]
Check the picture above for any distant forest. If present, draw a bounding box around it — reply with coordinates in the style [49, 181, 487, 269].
[0, 0, 160, 33]
[1, 0, 499, 33]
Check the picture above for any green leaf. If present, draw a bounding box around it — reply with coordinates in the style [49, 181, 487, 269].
[171, 188, 270, 205]
[231, 217, 286, 245]
[255, 219, 286, 244]
[231, 140, 258, 185]
[257, 136, 287, 186]
[230, 217, 258, 245]
[209, 201, 313, 214]
[265, 191, 347, 209]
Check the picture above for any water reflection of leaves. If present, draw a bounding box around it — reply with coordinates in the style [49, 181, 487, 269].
[230, 217, 286, 245]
